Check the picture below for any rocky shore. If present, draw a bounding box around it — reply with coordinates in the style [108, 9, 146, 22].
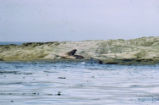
[1, 36, 159, 65]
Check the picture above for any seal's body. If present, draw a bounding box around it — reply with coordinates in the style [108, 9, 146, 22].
[65, 49, 84, 59]
[66, 49, 77, 56]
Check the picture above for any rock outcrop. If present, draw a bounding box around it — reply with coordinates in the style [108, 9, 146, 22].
[1, 36, 159, 65]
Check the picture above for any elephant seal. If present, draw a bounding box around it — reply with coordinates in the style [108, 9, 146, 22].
[65, 49, 84, 59]
[66, 49, 77, 56]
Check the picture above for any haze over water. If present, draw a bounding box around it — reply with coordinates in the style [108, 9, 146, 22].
[1, 0, 159, 42]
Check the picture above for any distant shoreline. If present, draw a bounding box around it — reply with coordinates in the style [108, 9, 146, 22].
[0, 36, 159, 65]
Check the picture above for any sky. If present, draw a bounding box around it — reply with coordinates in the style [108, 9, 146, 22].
[0, 0, 159, 42]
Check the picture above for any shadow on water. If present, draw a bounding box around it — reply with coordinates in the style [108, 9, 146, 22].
[0, 71, 32, 75]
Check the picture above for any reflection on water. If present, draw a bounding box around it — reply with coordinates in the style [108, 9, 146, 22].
[0, 61, 159, 105]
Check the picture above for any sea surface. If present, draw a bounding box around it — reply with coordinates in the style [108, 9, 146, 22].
[0, 61, 159, 105]
[0, 42, 23, 45]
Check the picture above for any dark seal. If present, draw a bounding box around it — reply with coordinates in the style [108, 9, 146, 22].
[66, 49, 84, 59]
[66, 49, 77, 56]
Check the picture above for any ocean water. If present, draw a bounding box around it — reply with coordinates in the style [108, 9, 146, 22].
[0, 61, 159, 105]
[0, 42, 23, 45]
